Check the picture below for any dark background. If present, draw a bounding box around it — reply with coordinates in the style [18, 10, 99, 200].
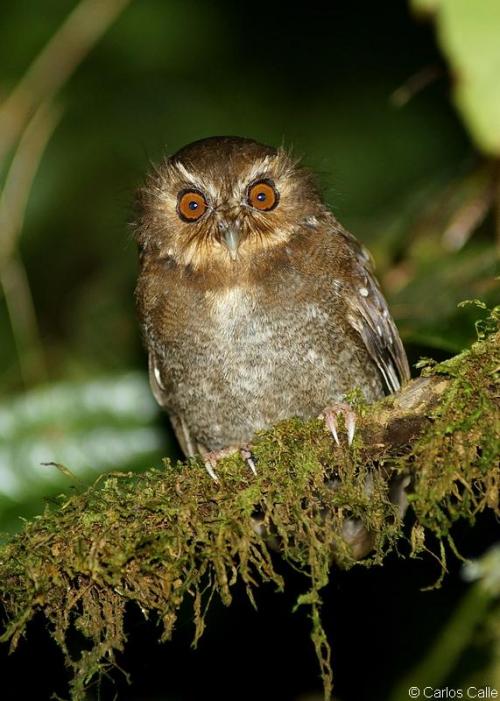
[0, 1, 498, 699]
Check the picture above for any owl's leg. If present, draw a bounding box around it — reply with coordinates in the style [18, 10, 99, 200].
[320, 403, 356, 446]
[203, 445, 257, 481]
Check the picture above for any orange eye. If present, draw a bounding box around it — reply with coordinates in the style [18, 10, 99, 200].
[247, 179, 279, 211]
[177, 190, 207, 222]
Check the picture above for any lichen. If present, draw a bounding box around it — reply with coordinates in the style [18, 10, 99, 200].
[0, 311, 498, 701]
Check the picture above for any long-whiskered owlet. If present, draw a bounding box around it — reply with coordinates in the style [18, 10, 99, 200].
[134, 136, 410, 476]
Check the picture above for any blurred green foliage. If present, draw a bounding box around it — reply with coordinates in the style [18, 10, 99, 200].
[412, 0, 500, 155]
[390, 546, 500, 701]
[0, 373, 166, 532]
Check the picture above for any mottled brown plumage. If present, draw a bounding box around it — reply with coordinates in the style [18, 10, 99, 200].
[134, 136, 410, 459]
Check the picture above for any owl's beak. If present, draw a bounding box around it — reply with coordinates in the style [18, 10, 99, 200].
[222, 226, 240, 261]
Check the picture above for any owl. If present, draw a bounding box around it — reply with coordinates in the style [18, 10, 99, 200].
[134, 136, 410, 478]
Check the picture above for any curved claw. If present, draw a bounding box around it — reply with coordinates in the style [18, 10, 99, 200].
[321, 403, 357, 446]
[204, 455, 220, 481]
[240, 447, 257, 475]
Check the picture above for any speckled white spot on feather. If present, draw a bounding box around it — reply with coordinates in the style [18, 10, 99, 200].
[304, 215, 319, 227]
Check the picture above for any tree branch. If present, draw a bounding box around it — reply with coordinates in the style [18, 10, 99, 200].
[0, 322, 498, 701]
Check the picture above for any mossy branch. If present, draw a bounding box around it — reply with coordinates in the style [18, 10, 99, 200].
[0, 320, 498, 701]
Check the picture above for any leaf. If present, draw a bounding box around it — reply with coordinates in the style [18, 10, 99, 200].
[0, 373, 167, 532]
[412, 0, 500, 155]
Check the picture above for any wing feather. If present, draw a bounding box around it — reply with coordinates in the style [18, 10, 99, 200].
[339, 229, 410, 393]
[148, 352, 197, 456]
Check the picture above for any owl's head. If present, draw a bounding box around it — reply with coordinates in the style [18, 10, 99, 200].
[134, 136, 325, 270]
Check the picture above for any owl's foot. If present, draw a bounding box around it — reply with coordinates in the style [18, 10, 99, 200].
[203, 447, 236, 481]
[320, 403, 356, 446]
[203, 445, 257, 481]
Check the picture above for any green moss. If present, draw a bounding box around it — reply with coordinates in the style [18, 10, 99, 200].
[0, 314, 498, 701]
[411, 328, 500, 539]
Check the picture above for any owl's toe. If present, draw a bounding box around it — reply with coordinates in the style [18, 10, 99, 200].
[203, 453, 220, 481]
[202, 447, 235, 480]
[320, 403, 356, 446]
[202, 445, 257, 480]
[240, 446, 257, 475]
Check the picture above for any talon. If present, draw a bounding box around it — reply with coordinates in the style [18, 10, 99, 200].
[345, 411, 356, 446]
[204, 456, 219, 481]
[324, 412, 340, 445]
[240, 447, 257, 475]
[321, 403, 357, 446]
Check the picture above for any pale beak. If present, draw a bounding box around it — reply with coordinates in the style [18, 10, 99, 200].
[222, 226, 240, 261]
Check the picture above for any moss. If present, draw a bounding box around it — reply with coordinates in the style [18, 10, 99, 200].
[410, 329, 500, 538]
[0, 313, 498, 701]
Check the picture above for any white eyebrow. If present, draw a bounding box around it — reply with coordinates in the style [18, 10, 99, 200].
[244, 155, 275, 183]
[172, 161, 219, 200]
[174, 161, 197, 182]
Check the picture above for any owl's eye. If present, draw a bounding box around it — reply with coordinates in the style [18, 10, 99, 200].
[177, 189, 208, 222]
[247, 179, 279, 211]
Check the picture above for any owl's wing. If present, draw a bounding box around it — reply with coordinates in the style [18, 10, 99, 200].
[338, 228, 410, 393]
[148, 352, 197, 457]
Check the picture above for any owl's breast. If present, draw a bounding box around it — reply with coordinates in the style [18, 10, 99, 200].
[160, 278, 383, 451]
[204, 285, 282, 348]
